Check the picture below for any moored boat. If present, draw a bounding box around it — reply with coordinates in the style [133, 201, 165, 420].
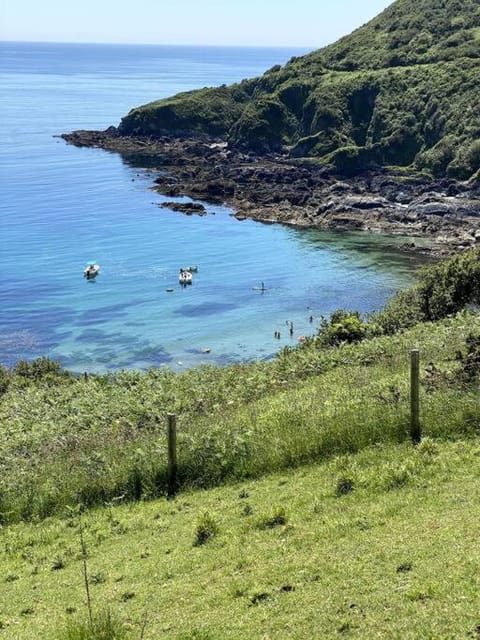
[84, 261, 100, 278]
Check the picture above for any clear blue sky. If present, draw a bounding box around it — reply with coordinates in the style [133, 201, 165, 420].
[1, 0, 394, 48]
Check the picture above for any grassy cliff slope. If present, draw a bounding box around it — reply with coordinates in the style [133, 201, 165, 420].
[118, 0, 480, 179]
[1, 439, 479, 638]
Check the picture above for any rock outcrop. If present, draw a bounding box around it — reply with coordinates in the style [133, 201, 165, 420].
[62, 130, 480, 255]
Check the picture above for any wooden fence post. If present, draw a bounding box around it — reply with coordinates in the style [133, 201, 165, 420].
[167, 413, 178, 497]
[410, 349, 421, 444]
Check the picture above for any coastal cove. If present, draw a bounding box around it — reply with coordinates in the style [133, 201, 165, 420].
[1, 42, 431, 373]
[1, 5, 480, 638]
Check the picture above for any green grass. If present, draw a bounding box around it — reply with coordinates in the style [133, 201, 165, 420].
[1, 438, 479, 639]
[61, 609, 129, 640]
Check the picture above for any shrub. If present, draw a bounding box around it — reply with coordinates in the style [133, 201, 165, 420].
[0, 366, 9, 395]
[418, 249, 480, 320]
[373, 287, 426, 334]
[318, 309, 368, 346]
[466, 140, 480, 170]
[415, 136, 456, 176]
[416, 437, 439, 457]
[457, 333, 480, 383]
[374, 248, 480, 333]
[447, 139, 480, 179]
[12, 357, 65, 381]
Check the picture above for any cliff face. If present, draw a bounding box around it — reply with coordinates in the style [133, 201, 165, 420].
[118, 0, 480, 179]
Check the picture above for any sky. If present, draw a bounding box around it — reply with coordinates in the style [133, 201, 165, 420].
[0, 0, 394, 48]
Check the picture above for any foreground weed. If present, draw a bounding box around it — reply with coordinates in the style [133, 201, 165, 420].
[2, 439, 479, 639]
[79, 517, 93, 629]
[416, 436, 439, 457]
[335, 477, 355, 496]
[249, 590, 271, 605]
[383, 462, 415, 491]
[61, 609, 129, 640]
[256, 505, 288, 529]
[194, 511, 219, 546]
[1, 308, 479, 525]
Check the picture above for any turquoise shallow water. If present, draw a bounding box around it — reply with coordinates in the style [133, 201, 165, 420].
[0, 42, 426, 372]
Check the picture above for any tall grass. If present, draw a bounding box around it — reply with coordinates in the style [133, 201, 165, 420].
[61, 610, 129, 640]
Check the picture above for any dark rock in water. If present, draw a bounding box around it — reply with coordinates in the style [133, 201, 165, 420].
[60, 128, 480, 257]
[158, 202, 207, 215]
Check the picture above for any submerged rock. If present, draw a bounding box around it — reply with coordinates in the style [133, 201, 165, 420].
[158, 202, 207, 215]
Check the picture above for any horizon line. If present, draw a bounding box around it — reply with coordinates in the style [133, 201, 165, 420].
[0, 38, 318, 50]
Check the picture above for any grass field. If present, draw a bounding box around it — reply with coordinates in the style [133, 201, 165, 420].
[1, 438, 479, 639]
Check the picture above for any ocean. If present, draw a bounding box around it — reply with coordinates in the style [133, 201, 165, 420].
[0, 41, 424, 372]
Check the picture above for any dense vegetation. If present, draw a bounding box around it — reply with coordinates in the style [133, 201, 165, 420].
[0, 249, 479, 526]
[118, 0, 480, 179]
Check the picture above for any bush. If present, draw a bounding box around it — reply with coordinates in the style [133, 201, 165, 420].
[318, 309, 368, 346]
[12, 357, 64, 381]
[256, 506, 288, 529]
[335, 477, 355, 496]
[0, 366, 9, 395]
[327, 145, 380, 175]
[373, 287, 426, 334]
[447, 139, 480, 179]
[415, 136, 456, 176]
[374, 248, 480, 333]
[417, 249, 480, 320]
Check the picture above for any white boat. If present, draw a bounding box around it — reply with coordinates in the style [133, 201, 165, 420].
[84, 262, 100, 278]
[179, 270, 193, 285]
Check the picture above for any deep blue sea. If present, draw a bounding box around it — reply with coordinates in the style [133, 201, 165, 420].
[0, 42, 426, 372]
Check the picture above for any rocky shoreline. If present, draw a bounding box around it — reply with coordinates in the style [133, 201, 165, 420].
[61, 128, 480, 256]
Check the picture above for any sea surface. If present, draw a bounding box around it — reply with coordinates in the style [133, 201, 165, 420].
[1, 42, 427, 372]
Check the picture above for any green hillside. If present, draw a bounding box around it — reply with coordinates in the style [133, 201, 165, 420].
[2, 439, 479, 639]
[118, 0, 480, 179]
